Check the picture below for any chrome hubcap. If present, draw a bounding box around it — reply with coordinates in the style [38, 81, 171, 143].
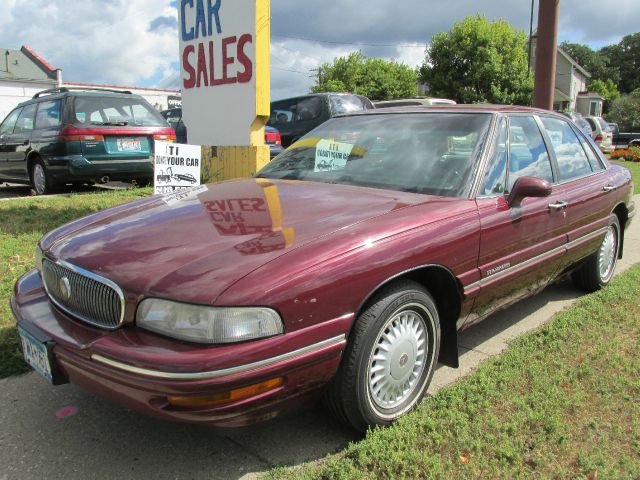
[368, 306, 428, 410]
[598, 225, 617, 281]
[33, 164, 46, 194]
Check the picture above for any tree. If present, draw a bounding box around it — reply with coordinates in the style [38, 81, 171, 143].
[559, 42, 616, 83]
[607, 89, 640, 131]
[588, 78, 620, 112]
[420, 15, 533, 105]
[602, 33, 640, 94]
[311, 51, 418, 101]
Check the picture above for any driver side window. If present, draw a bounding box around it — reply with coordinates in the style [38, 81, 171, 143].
[480, 117, 508, 196]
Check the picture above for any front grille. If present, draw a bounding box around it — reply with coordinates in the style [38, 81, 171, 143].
[42, 259, 124, 329]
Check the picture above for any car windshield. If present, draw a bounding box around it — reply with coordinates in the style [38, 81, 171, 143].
[257, 113, 492, 197]
[72, 96, 167, 127]
[330, 95, 372, 115]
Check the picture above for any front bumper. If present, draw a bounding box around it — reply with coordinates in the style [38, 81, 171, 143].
[46, 155, 154, 182]
[12, 269, 349, 427]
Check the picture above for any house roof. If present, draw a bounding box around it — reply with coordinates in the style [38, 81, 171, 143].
[0, 45, 58, 82]
[556, 47, 591, 78]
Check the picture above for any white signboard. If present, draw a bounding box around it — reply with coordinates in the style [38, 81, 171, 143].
[314, 139, 354, 172]
[178, 0, 269, 146]
[154, 140, 202, 194]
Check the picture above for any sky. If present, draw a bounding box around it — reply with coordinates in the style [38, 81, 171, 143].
[0, 0, 637, 101]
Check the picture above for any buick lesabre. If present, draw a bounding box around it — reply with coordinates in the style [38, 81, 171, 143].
[12, 106, 635, 431]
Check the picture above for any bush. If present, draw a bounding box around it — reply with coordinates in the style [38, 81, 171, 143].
[610, 147, 640, 162]
[606, 89, 640, 131]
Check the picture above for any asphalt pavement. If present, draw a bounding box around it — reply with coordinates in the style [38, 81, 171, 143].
[1, 195, 638, 480]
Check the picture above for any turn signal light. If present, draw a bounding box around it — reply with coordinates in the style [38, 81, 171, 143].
[167, 377, 284, 409]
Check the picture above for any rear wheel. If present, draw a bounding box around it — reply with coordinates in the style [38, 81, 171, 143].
[30, 158, 57, 195]
[572, 214, 620, 292]
[324, 280, 440, 431]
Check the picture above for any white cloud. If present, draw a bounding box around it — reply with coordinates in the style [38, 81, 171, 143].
[0, 0, 178, 86]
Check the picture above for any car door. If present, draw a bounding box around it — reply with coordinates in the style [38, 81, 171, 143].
[467, 114, 568, 326]
[5, 103, 36, 180]
[0, 107, 23, 178]
[538, 115, 614, 270]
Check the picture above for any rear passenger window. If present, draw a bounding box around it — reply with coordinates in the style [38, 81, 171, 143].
[540, 117, 592, 181]
[577, 133, 605, 171]
[269, 100, 296, 126]
[295, 97, 322, 121]
[35, 99, 62, 129]
[14, 104, 37, 133]
[507, 116, 553, 190]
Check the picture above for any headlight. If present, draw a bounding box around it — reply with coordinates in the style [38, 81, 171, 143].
[35, 244, 44, 271]
[136, 298, 284, 344]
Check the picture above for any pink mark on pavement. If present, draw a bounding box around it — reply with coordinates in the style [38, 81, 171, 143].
[55, 405, 79, 419]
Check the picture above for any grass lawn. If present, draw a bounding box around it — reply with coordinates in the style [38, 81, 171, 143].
[0, 187, 151, 378]
[269, 265, 640, 479]
[611, 159, 640, 194]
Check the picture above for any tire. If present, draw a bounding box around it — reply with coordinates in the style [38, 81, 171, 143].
[324, 280, 441, 432]
[135, 177, 151, 187]
[572, 214, 620, 292]
[30, 158, 57, 195]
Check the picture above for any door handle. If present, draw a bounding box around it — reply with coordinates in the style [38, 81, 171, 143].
[548, 201, 568, 211]
[603, 185, 615, 192]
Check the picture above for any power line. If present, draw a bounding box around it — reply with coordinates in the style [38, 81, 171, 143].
[272, 33, 425, 48]
[271, 66, 312, 75]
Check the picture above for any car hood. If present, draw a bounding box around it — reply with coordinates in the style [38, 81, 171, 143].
[43, 179, 430, 304]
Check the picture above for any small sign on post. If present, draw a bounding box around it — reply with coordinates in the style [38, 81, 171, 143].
[153, 140, 202, 195]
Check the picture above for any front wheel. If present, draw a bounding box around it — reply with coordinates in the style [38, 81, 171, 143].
[324, 280, 440, 432]
[572, 214, 620, 291]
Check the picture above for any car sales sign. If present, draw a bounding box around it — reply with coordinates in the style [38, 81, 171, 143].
[178, 0, 270, 146]
[154, 141, 202, 194]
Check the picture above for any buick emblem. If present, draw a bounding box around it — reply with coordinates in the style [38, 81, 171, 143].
[58, 277, 71, 301]
[399, 353, 409, 368]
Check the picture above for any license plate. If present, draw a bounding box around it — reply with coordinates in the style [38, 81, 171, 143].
[18, 326, 53, 383]
[116, 138, 142, 151]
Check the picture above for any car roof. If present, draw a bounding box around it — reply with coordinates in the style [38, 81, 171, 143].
[15, 89, 142, 109]
[343, 104, 554, 116]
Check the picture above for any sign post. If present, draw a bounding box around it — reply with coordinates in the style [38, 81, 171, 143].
[178, 0, 270, 182]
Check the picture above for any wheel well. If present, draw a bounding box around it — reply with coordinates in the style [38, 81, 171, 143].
[613, 203, 628, 259]
[355, 266, 462, 368]
[26, 152, 41, 177]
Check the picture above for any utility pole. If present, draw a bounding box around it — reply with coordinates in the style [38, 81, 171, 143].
[533, 0, 559, 110]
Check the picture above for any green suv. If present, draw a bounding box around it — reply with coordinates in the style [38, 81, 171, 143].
[0, 87, 176, 194]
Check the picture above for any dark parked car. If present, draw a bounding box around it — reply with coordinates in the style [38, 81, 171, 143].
[0, 87, 176, 194]
[13, 106, 634, 431]
[160, 107, 284, 158]
[269, 93, 374, 147]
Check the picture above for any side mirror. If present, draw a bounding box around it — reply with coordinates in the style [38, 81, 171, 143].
[507, 176, 552, 206]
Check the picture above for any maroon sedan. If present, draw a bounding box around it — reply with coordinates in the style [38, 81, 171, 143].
[12, 106, 635, 431]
